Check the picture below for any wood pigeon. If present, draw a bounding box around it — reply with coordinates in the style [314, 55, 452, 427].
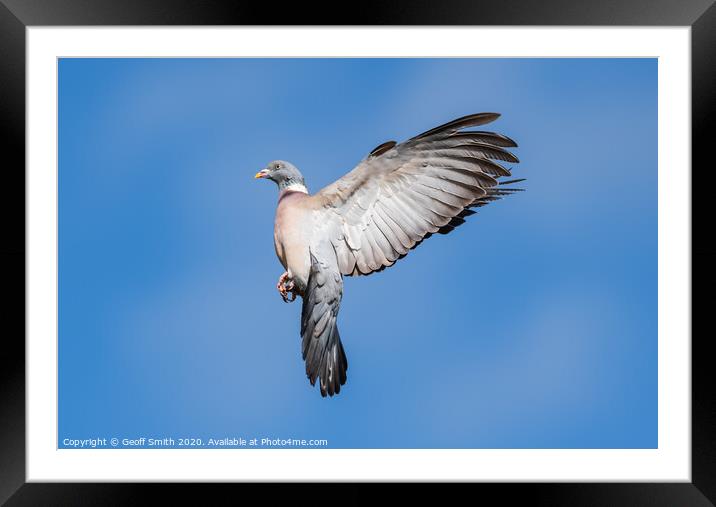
[254, 113, 522, 397]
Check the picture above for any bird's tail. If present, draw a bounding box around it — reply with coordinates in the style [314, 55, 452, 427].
[300, 252, 348, 397]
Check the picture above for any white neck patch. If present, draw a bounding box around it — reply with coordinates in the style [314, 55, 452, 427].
[284, 183, 309, 194]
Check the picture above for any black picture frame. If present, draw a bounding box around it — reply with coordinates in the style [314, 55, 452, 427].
[1, 1, 712, 504]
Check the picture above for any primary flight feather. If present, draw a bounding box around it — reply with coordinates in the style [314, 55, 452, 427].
[254, 113, 522, 397]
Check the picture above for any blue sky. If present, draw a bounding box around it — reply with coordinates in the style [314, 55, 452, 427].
[58, 58, 657, 449]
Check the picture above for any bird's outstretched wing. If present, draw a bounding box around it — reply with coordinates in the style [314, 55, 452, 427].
[300, 250, 347, 397]
[309, 113, 522, 276]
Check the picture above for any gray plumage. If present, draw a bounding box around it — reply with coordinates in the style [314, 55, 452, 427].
[255, 113, 522, 397]
[301, 252, 347, 396]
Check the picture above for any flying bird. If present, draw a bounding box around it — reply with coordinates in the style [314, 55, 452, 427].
[254, 113, 522, 397]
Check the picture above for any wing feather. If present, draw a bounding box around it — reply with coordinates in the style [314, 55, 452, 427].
[309, 113, 521, 276]
[374, 204, 412, 252]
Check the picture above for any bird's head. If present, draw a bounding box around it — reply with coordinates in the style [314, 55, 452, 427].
[254, 160, 308, 193]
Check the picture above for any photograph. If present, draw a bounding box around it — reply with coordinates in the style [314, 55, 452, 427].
[57, 57, 657, 450]
[4, 8, 709, 501]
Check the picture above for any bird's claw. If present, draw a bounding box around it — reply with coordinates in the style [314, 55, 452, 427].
[277, 272, 298, 303]
[280, 283, 297, 303]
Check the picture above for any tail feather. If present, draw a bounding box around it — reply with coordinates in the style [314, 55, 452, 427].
[300, 252, 348, 397]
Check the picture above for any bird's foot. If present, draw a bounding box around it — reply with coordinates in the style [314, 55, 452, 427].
[277, 272, 297, 303]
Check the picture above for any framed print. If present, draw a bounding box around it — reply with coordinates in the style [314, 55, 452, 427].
[2, 0, 714, 504]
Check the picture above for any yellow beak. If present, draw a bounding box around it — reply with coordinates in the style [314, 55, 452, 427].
[254, 170, 268, 179]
